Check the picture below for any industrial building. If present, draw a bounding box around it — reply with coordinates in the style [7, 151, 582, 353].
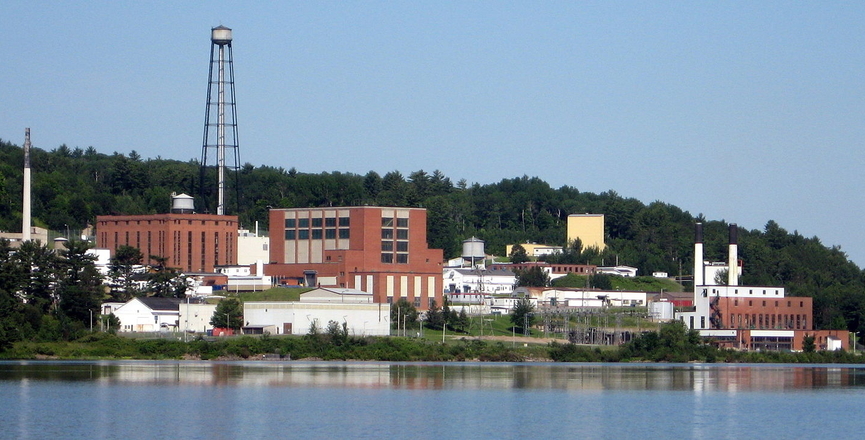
[677, 223, 849, 351]
[95, 193, 238, 273]
[266, 206, 443, 309]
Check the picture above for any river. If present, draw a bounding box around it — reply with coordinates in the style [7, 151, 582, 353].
[1, 361, 863, 439]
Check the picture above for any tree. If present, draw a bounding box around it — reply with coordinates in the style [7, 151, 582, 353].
[390, 298, 418, 330]
[510, 296, 535, 336]
[425, 299, 444, 330]
[803, 334, 816, 353]
[515, 266, 549, 287]
[108, 245, 143, 301]
[55, 239, 103, 327]
[509, 244, 529, 264]
[210, 298, 243, 330]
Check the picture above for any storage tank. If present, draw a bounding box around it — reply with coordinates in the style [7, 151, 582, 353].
[649, 301, 674, 321]
[171, 193, 195, 214]
[462, 237, 485, 266]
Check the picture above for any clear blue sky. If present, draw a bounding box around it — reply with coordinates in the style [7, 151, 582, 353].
[3, 2, 864, 266]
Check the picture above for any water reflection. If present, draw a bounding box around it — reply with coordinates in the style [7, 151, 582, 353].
[2, 361, 865, 391]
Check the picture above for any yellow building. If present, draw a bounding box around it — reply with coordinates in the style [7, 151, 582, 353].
[566, 214, 605, 251]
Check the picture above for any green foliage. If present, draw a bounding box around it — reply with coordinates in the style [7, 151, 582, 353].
[803, 334, 816, 353]
[510, 296, 536, 335]
[515, 266, 549, 287]
[509, 244, 529, 264]
[210, 298, 243, 330]
[390, 298, 419, 330]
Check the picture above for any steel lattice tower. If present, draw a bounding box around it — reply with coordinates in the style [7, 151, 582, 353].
[200, 25, 240, 215]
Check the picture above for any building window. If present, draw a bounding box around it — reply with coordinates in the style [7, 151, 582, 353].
[325, 229, 336, 239]
[339, 217, 350, 227]
[312, 229, 323, 239]
[382, 217, 394, 227]
[381, 253, 393, 264]
[298, 230, 309, 240]
[382, 229, 394, 239]
[396, 254, 408, 264]
[397, 218, 408, 228]
[325, 217, 336, 227]
[312, 218, 322, 227]
[381, 241, 393, 251]
[396, 229, 408, 240]
[339, 229, 350, 239]
[285, 230, 296, 240]
[297, 218, 308, 228]
[285, 218, 296, 228]
[396, 242, 408, 252]
[414, 297, 421, 307]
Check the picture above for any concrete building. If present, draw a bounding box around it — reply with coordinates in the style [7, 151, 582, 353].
[243, 301, 391, 336]
[567, 214, 605, 251]
[267, 206, 443, 309]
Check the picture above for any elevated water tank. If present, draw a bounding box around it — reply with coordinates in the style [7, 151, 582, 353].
[171, 192, 195, 214]
[462, 237, 485, 261]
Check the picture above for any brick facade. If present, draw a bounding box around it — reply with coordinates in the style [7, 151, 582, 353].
[95, 214, 238, 272]
[266, 207, 443, 309]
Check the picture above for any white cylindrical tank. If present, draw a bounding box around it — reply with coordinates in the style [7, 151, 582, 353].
[462, 236, 485, 259]
[171, 193, 195, 214]
[650, 301, 674, 321]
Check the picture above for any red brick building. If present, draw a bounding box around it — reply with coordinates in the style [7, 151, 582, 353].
[267, 206, 443, 309]
[95, 213, 238, 272]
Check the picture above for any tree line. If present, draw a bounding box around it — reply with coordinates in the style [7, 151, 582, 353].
[1, 138, 863, 335]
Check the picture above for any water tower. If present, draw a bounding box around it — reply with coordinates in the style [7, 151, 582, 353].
[200, 25, 241, 215]
[461, 237, 485, 268]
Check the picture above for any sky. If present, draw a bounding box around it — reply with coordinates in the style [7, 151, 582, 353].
[2, 2, 865, 266]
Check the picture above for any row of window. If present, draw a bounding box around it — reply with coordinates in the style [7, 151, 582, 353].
[381, 253, 409, 264]
[381, 217, 408, 228]
[733, 299, 805, 308]
[285, 217, 350, 228]
[285, 229, 350, 240]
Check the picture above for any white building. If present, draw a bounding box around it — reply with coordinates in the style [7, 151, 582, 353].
[535, 288, 647, 308]
[595, 266, 639, 278]
[112, 297, 182, 332]
[443, 266, 516, 295]
[243, 302, 390, 336]
[216, 260, 272, 292]
[237, 228, 269, 265]
[110, 297, 217, 333]
[300, 287, 375, 303]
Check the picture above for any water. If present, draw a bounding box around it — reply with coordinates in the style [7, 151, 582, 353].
[1, 361, 864, 440]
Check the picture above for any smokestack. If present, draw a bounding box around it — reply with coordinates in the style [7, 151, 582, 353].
[22, 128, 31, 242]
[728, 224, 738, 286]
[694, 223, 704, 289]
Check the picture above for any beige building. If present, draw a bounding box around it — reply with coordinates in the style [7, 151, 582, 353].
[566, 214, 605, 251]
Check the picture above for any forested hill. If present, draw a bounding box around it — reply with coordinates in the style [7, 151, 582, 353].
[1, 139, 864, 332]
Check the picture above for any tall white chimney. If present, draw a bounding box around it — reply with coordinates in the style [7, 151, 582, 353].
[694, 223, 704, 289]
[728, 224, 738, 286]
[22, 128, 32, 242]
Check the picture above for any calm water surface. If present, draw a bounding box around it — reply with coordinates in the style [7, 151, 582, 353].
[1, 361, 864, 440]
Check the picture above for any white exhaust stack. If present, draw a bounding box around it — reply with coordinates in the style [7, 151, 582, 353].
[728, 224, 738, 286]
[694, 223, 704, 288]
[22, 128, 32, 242]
